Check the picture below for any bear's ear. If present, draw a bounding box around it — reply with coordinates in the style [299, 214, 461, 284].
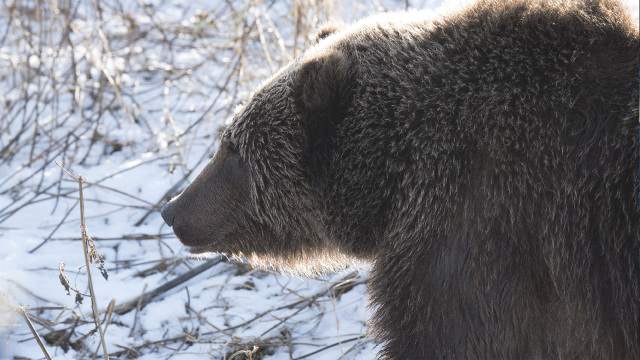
[295, 50, 355, 123]
[294, 50, 356, 185]
[312, 21, 343, 44]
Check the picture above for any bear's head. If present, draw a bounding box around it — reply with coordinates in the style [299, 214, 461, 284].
[161, 43, 359, 274]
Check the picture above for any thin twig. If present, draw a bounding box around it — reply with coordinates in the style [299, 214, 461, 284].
[128, 284, 147, 337]
[229, 345, 259, 360]
[293, 336, 363, 360]
[112, 257, 222, 315]
[93, 298, 116, 359]
[56, 161, 109, 360]
[18, 307, 53, 360]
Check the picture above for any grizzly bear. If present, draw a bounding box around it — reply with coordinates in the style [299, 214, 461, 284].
[161, 0, 640, 358]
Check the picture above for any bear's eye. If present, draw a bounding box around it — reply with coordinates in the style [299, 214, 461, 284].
[222, 142, 244, 164]
[224, 142, 238, 156]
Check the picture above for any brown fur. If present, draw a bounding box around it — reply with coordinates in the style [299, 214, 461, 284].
[162, 0, 639, 358]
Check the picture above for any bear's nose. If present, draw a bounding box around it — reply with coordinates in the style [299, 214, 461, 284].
[160, 202, 175, 227]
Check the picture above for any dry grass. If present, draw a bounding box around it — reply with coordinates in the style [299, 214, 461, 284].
[0, 0, 389, 358]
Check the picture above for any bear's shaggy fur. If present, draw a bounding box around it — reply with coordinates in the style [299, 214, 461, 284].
[161, 0, 639, 358]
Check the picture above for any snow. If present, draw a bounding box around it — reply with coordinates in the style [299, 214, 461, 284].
[0, 0, 637, 359]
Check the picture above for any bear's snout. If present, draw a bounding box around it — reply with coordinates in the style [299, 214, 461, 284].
[161, 140, 254, 252]
[160, 202, 176, 227]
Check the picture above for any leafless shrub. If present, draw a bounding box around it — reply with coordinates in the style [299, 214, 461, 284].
[0, 0, 399, 358]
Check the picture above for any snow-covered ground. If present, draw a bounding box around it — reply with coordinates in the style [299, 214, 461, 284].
[0, 0, 637, 359]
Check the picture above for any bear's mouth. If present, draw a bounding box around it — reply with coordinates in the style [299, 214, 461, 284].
[182, 233, 228, 254]
[187, 245, 215, 254]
